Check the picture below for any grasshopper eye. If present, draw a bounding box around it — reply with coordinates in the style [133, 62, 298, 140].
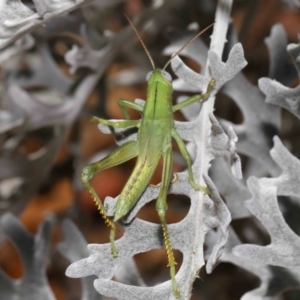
[161, 70, 172, 82]
[146, 71, 153, 81]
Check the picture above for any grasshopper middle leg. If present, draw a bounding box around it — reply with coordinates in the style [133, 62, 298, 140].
[172, 129, 209, 194]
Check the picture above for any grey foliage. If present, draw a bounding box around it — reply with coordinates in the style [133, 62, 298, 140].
[57, 220, 103, 300]
[226, 136, 300, 298]
[208, 225, 300, 299]
[0, 216, 119, 300]
[0, 36, 85, 215]
[208, 23, 300, 232]
[64, 0, 186, 76]
[58, 220, 144, 300]
[8, 42, 74, 94]
[0, 124, 65, 214]
[205, 227, 273, 300]
[259, 77, 300, 119]
[282, 0, 300, 8]
[0, 213, 55, 300]
[0, 0, 94, 49]
[260, 136, 300, 197]
[208, 113, 241, 179]
[210, 159, 252, 220]
[234, 176, 300, 267]
[166, 20, 281, 178]
[163, 8, 300, 299]
[233, 137, 300, 268]
[65, 25, 105, 74]
[259, 28, 300, 119]
[264, 24, 298, 85]
[222, 73, 281, 177]
[0, 34, 34, 66]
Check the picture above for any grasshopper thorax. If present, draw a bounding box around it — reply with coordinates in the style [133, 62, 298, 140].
[143, 68, 174, 118]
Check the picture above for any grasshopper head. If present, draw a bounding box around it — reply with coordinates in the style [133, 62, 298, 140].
[146, 68, 172, 85]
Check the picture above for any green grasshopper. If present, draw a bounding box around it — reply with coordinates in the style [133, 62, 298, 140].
[81, 16, 215, 298]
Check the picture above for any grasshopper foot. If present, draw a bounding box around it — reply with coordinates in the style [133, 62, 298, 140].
[90, 116, 102, 123]
[190, 181, 210, 195]
[112, 246, 118, 258]
[173, 285, 180, 299]
[169, 262, 180, 298]
[150, 173, 178, 188]
[110, 223, 118, 257]
[171, 173, 178, 183]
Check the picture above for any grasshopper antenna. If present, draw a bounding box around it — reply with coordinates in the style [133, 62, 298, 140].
[163, 22, 215, 71]
[124, 14, 155, 70]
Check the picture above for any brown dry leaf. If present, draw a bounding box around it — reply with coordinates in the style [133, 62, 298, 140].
[20, 179, 74, 233]
[0, 240, 23, 279]
[80, 117, 115, 159]
[80, 167, 128, 211]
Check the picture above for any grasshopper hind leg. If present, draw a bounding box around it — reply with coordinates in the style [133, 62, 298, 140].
[81, 140, 139, 257]
[156, 146, 180, 298]
[82, 176, 118, 257]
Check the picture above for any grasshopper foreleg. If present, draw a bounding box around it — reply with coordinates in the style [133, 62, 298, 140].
[118, 98, 144, 119]
[91, 117, 140, 129]
[172, 78, 216, 112]
[156, 146, 180, 298]
[81, 140, 139, 257]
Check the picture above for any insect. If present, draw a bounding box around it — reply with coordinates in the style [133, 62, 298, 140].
[81, 15, 216, 298]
